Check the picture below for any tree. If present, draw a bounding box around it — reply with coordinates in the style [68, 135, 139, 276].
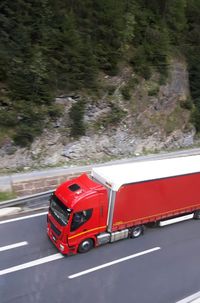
[185, 0, 200, 131]
[69, 99, 85, 138]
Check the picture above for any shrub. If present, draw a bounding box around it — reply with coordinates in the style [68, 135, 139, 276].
[69, 99, 86, 138]
[107, 85, 116, 96]
[148, 86, 159, 96]
[13, 126, 35, 147]
[48, 104, 65, 118]
[180, 99, 193, 110]
[191, 107, 200, 132]
[121, 86, 131, 100]
[107, 103, 126, 125]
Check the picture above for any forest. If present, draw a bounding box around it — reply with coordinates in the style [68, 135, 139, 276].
[0, 0, 199, 146]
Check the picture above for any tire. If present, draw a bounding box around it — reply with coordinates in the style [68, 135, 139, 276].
[194, 210, 200, 219]
[130, 225, 144, 238]
[78, 238, 94, 253]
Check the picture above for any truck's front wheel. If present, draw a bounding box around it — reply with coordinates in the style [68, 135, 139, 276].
[130, 225, 144, 238]
[78, 239, 94, 253]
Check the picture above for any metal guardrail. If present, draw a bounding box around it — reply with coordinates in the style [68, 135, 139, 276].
[0, 190, 54, 209]
[1, 148, 200, 210]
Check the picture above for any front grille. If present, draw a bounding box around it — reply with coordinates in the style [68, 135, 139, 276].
[49, 207, 65, 226]
[50, 220, 61, 237]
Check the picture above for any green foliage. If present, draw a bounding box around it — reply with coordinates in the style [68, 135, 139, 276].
[69, 99, 86, 138]
[0, 191, 17, 202]
[47, 104, 64, 118]
[180, 98, 193, 110]
[13, 126, 35, 147]
[164, 105, 184, 135]
[121, 86, 131, 100]
[107, 86, 116, 96]
[109, 103, 126, 123]
[148, 86, 160, 97]
[185, 0, 200, 132]
[105, 103, 126, 125]
[0, 0, 200, 141]
[191, 106, 200, 132]
[12, 104, 47, 147]
[0, 100, 52, 146]
[94, 102, 126, 130]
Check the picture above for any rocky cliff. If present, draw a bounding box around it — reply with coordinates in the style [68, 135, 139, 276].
[0, 58, 196, 173]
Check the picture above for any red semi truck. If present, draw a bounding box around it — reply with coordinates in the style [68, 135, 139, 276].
[47, 155, 200, 255]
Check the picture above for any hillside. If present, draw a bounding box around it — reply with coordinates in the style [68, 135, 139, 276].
[0, 57, 196, 172]
[0, 1, 200, 172]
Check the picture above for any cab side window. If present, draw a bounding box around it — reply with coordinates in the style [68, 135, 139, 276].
[70, 209, 93, 231]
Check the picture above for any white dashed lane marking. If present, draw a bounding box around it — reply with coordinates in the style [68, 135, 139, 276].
[68, 247, 161, 279]
[0, 212, 48, 224]
[0, 241, 28, 252]
[0, 253, 64, 276]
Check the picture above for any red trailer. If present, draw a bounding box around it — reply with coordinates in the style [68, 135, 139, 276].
[47, 155, 200, 255]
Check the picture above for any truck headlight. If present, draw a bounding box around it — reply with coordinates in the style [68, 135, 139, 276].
[59, 244, 65, 251]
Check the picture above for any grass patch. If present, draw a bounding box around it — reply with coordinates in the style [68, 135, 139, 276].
[164, 105, 184, 135]
[0, 191, 17, 202]
[148, 86, 159, 97]
[93, 102, 126, 130]
[121, 85, 131, 100]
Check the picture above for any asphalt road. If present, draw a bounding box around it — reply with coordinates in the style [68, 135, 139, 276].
[1, 212, 200, 303]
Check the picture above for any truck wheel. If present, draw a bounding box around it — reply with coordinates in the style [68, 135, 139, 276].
[78, 239, 94, 253]
[194, 210, 200, 219]
[130, 225, 144, 238]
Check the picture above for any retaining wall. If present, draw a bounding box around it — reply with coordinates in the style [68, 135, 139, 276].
[0, 168, 91, 197]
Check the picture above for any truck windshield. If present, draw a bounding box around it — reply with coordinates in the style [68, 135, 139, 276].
[49, 194, 71, 226]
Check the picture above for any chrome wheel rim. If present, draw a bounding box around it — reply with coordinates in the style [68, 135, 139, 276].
[82, 240, 90, 251]
[133, 227, 141, 237]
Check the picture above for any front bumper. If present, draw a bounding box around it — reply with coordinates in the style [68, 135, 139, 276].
[47, 224, 70, 254]
[47, 225, 77, 255]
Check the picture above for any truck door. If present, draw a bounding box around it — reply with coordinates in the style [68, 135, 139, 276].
[68, 196, 101, 248]
[99, 192, 109, 229]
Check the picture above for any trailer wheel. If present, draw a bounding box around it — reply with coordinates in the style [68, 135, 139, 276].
[194, 210, 200, 219]
[130, 225, 144, 238]
[78, 238, 94, 253]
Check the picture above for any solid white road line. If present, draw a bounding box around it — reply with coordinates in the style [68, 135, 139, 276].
[68, 246, 161, 279]
[176, 290, 200, 303]
[0, 253, 64, 276]
[0, 212, 48, 224]
[159, 213, 194, 226]
[0, 241, 28, 252]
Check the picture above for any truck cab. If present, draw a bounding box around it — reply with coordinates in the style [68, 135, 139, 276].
[47, 174, 108, 254]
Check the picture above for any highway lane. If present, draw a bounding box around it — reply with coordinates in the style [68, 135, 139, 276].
[0, 214, 58, 269]
[1, 213, 200, 302]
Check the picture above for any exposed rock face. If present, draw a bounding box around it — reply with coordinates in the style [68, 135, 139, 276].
[0, 58, 196, 172]
[61, 129, 195, 161]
